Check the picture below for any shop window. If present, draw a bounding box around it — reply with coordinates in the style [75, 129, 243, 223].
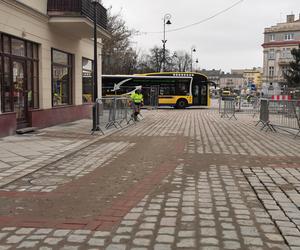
[33, 61, 39, 109]
[3, 36, 10, 54]
[33, 44, 38, 60]
[3, 57, 12, 112]
[82, 58, 93, 103]
[11, 38, 25, 57]
[27, 61, 33, 108]
[27, 43, 33, 58]
[52, 49, 73, 106]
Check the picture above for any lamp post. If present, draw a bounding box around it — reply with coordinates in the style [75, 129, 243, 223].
[191, 47, 196, 72]
[162, 14, 172, 72]
[91, 0, 101, 131]
[195, 58, 199, 71]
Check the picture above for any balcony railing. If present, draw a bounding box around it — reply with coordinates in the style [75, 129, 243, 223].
[278, 57, 292, 65]
[47, 0, 107, 30]
[262, 76, 287, 83]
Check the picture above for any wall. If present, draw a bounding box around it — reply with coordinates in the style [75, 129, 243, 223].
[29, 105, 92, 128]
[0, 113, 16, 137]
[16, 0, 48, 14]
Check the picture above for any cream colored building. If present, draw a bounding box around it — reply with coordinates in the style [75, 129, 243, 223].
[0, 0, 110, 137]
[243, 68, 263, 89]
[262, 14, 300, 94]
[219, 73, 245, 90]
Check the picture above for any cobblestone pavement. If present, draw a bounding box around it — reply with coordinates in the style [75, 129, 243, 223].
[0, 118, 135, 189]
[0, 109, 300, 249]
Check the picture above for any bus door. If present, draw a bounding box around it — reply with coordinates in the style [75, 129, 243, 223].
[200, 84, 208, 106]
[150, 85, 159, 107]
[192, 83, 201, 105]
[142, 85, 159, 106]
[142, 86, 159, 106]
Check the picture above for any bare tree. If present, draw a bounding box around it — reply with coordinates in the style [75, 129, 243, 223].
[172, 51, 191, 72]
[102, 8, 138, 74]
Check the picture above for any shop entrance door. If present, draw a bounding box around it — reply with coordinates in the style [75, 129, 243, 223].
[12, 60, 28, 128]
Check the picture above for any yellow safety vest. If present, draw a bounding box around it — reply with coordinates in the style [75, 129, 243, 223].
[131, 92, 143, 103]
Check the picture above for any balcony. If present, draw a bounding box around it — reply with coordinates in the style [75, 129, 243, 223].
[47, 0, 110, 39]
[278, 57, 292, 65]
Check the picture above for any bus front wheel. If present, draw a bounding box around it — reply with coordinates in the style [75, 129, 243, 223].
[176, 99, 188, 109]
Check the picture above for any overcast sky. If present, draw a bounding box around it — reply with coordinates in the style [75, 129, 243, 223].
[101, 0, 299, 72]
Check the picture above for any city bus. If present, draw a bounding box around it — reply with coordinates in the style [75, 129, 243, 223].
[102, 72, 212, 108]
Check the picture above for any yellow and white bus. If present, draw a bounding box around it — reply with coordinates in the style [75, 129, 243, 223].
[102, 72, 213, 108]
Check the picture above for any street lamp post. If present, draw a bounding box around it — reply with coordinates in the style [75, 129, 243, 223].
[162, 14, 171, 72]
[91, 0, 101, 132]
[191, 47, 196, 72]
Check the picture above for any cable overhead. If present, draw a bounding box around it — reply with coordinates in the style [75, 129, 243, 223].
[137, 0, 245, 35]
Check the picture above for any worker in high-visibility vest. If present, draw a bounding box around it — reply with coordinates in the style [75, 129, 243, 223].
[130, 89, 143, 121]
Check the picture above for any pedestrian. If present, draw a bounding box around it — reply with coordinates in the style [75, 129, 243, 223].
[130, 89, 144, 121]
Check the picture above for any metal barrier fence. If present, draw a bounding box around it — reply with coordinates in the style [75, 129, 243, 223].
[92, 97, 134, 135]
[235, 96, 260, 116]
[219, 97, 237, 120]
[257, 99, 300, 137]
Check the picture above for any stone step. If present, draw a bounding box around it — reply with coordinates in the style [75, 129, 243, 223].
[16, 127, 38, 134]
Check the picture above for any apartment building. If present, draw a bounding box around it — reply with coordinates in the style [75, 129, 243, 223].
[0, 0, 110, 137]
[219, 73, 245, 90]
[262, 14, 300, 94]
[199, 69, 222, 86]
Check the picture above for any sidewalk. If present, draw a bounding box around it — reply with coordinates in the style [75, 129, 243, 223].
[0, 109, 300, 249]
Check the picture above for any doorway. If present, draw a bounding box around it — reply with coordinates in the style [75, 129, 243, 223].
[12, 60, 28, 128]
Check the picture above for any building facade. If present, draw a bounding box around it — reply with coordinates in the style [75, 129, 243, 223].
[0, 0, 109, 137]
[232, 68, 263, 90]
[219, 73, 245, 90]
[199, 69, 222, 87]
[243, 68, 263, 89]
[262, 14, 300, 95]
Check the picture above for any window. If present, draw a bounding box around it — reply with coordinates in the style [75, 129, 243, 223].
[268, 66, 274, 77]
[281, 66, 289, 76]
[268, 49, 275, 60]
[159, 84, 176, 95]
[282, 48, 292, 59]
[3, 36, 10, 54]
[284, 33, 294, 40]
[3, 57, 12, 112]
[11, 38, 25, 57]
[269, 34, 275, 41]
[82, 58, 93, 103]
[52, 49, 73, 106]
[176, 82, 189, 95]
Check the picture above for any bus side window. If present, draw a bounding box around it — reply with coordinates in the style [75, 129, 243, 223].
[160, 84, 175, 95]
[176, 83, 188, 95]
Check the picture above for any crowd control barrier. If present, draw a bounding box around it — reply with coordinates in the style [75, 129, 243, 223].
[256, 99, 300, 137]
[219, 96, 237, 120]
[235, 96, 261, 117]
[91, 97, 135, 135]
